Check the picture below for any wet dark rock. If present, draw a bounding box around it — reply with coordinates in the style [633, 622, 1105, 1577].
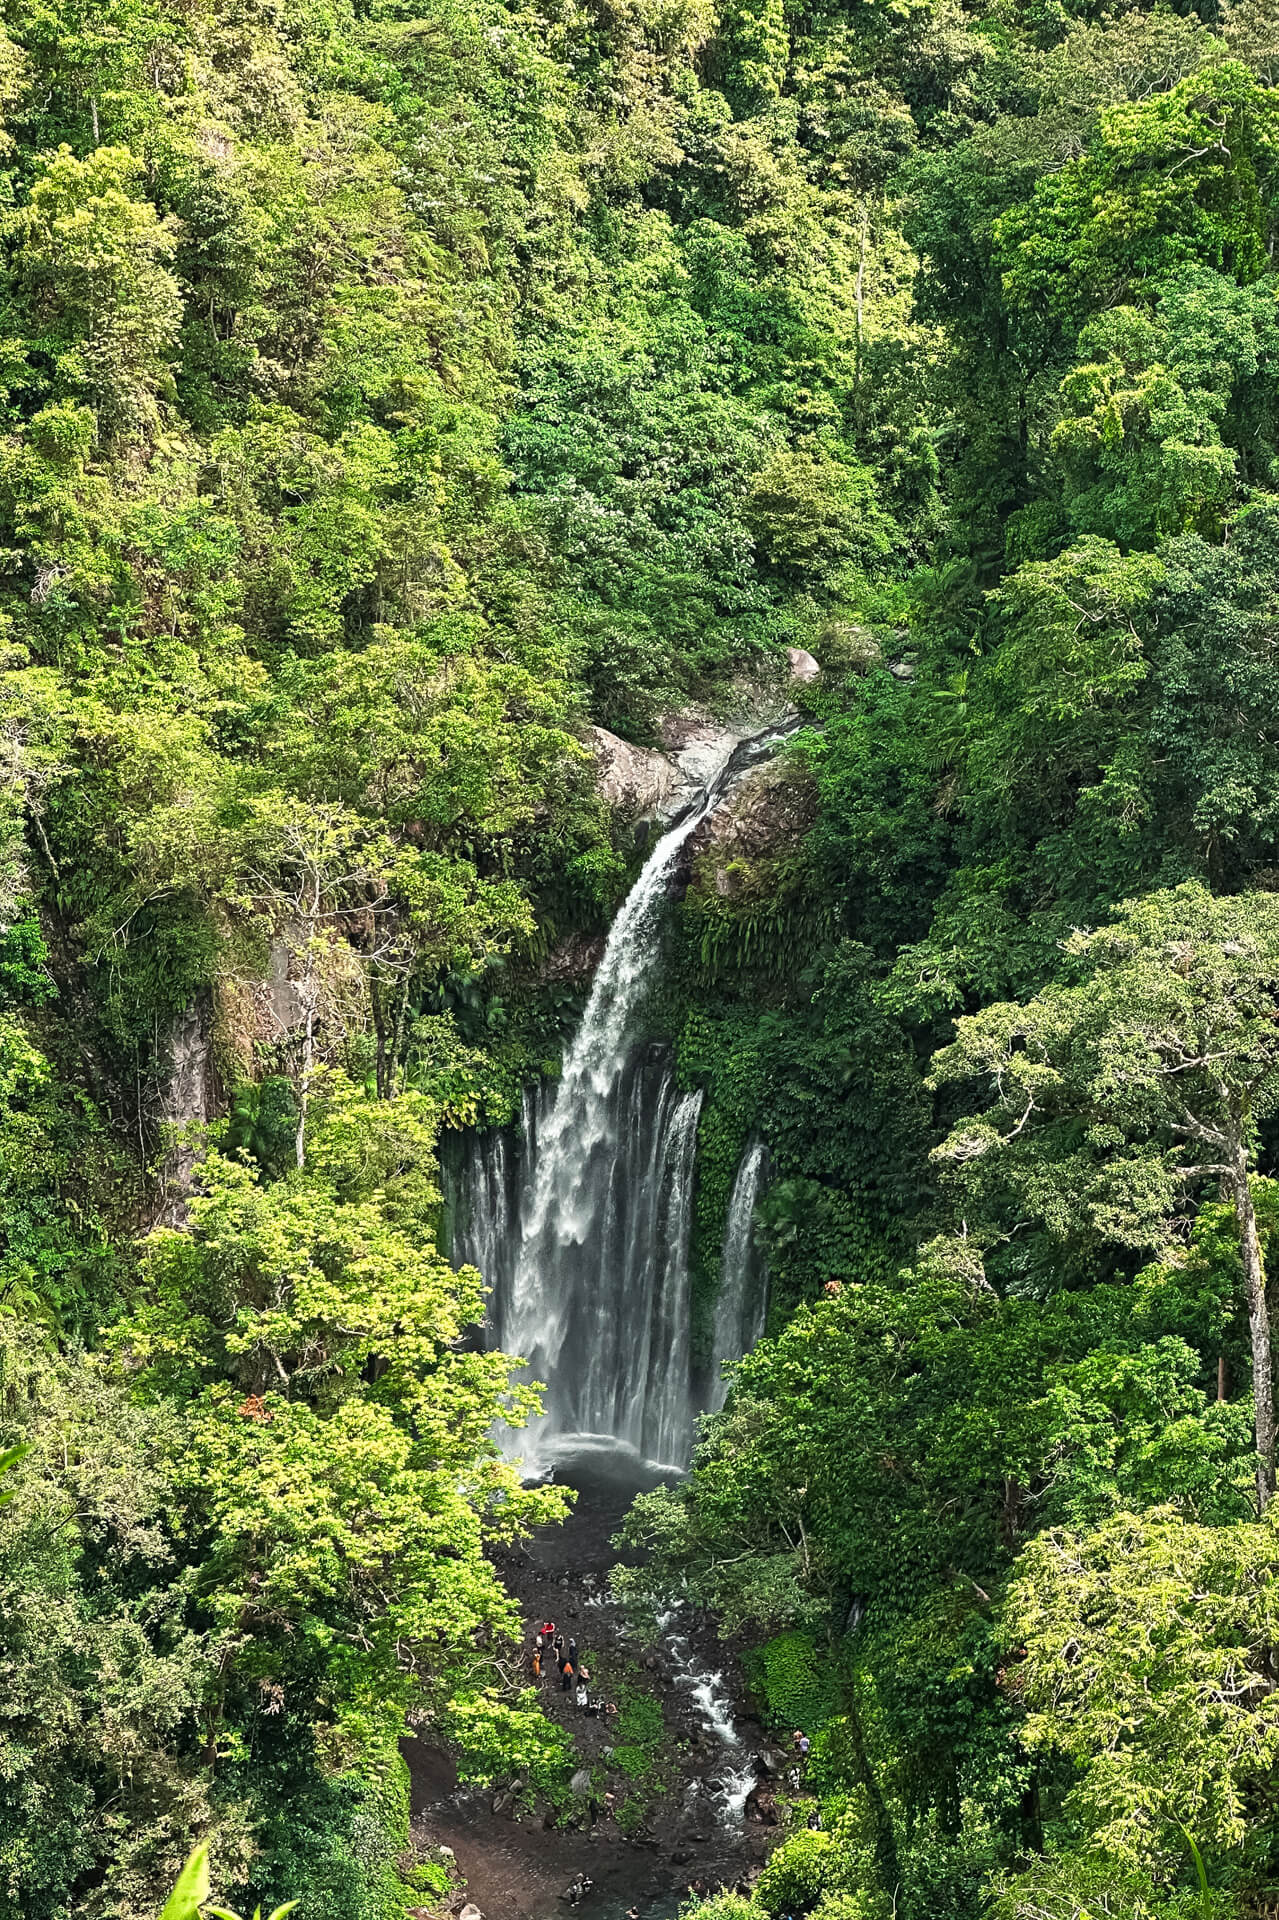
[745, 1785, 780, 1826]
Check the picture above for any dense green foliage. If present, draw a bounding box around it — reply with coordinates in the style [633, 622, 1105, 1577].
[2, 0, 1279, 1907]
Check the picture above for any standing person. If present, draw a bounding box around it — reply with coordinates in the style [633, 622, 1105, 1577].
[568, 1638, 578, 1667]
[553, 1631, 566, 1666]
[576, 1678, 589, 1711]
[561, 1657, 575, 1694]
[532, 1645, 542, 1680]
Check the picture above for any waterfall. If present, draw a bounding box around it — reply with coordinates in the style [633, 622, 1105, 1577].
[451, 1084, 537, 1310]
[453, 725, 792, 1474]
[708, 1139, 769, 1412]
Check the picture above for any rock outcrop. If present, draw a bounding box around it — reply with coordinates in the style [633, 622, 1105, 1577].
[685, 759, 817, 898]
[591, 652, 820, 825]
[158, 996, 217, 1225]
[588, 727, 680, 818]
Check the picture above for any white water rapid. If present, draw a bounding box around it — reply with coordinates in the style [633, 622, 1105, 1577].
[708, 1139, 769, 1412]
[453, 729, 787, 1473]
[658, 1604, 762, 1827]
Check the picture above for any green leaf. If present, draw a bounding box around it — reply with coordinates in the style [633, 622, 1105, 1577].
[159, 1845, 210, 1920]
[0, 1440, 30, 1508]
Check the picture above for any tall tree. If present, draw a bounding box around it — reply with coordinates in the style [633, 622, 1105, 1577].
[931, 883, 1279, 1511]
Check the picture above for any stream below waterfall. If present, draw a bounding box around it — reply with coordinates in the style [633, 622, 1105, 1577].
[407, 1447, 778, 1920]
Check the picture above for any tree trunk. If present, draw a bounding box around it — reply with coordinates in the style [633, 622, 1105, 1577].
[843, 1680, 903, 1907]
[295, 1000, 314, 1171]
[1231, 1148, 1275, 1512]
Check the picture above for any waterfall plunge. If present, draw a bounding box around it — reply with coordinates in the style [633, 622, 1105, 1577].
[454, 731, 786, 1474]
[708, 1139, 769, 1412]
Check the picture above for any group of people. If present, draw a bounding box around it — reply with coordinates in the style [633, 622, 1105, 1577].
[784, 1728, 812, 1791]
[533, 1619, 612, 1715]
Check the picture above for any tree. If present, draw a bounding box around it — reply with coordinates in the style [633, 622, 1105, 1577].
[930, 883, 1279, 1511]
[996, 62, 1279, 330]
[1002, 1508, 1279, 1878]
[0, 1322, 251, 1920]
[121, 1078, 568, 1771]
[10, 146, 182, 442]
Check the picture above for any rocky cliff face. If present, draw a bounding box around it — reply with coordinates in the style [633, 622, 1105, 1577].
[158, 997, 217, 1225]
[589, 655, 819, 826]
[685, 759, 817, 899]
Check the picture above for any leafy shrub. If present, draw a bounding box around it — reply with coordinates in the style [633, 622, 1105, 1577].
[754, 1832, 838, 1917]
[811, 1897, 891, 1920]
[746, 1631, 840, 1734]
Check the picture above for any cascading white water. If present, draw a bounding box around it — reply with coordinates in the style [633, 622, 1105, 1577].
[497, 776, 716, 1469]
[707, 1139, 769, 1412]
[657, 1603, 761, 1826]
[452, 1084, 538, 1312]
[453, 726, 792, 1473]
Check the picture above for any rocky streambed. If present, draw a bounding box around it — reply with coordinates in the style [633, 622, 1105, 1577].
[405, 1447, 788, 1920]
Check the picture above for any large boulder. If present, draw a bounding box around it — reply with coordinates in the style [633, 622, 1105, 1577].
[589, 727, 679, 818]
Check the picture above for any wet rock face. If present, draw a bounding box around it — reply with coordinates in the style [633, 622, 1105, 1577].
[684, 761, 817, 899]
[541, 931, 607, 983]
[657, 719, 741, 795]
